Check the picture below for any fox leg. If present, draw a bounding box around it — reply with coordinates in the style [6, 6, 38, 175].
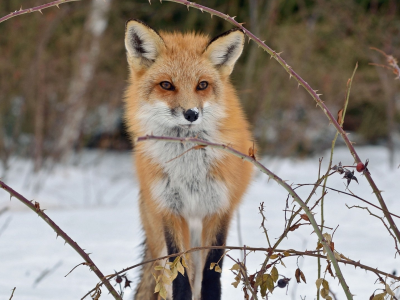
[164, 215, 193, 300]
[134, 193, 166, 300]
[200, 213, 232, 300]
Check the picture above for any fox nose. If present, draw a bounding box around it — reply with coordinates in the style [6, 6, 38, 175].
[183, 108, 199, 122]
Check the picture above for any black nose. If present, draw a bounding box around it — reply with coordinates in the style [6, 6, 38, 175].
[183, 109, 199, 122]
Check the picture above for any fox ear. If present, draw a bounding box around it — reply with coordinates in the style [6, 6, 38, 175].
[204, 28, 245, 76]
[125, 19, 165, 70]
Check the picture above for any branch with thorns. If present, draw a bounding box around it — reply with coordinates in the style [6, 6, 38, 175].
[0, 0, 81, 24]
[0, 180, 122, 300]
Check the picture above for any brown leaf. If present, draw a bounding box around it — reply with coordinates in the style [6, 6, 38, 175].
[325, 260, 335, 278]
[289, 224, 301, 231]
[300, 214, 309, 221]
[337, 108, 344, 126]
[300, 270, 306, 283]
[214, 265, 222, 273]
[295, 268, 301, 283]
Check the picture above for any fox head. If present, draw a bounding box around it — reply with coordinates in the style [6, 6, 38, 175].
[124, 19, 245, 136]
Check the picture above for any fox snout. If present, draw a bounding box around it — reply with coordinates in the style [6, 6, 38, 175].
[183, 108, 199, 122]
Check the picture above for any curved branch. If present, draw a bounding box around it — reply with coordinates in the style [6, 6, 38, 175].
[0, 181, 122, 300]
[0, 0, 81, 24]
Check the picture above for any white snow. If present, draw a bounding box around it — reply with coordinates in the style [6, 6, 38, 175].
[0, 146, 399, 299]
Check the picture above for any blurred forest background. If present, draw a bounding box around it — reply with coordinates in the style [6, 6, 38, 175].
[1, 0, 400, 177]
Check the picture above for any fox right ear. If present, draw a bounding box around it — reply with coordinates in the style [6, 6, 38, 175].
[125, 19, 165, 70]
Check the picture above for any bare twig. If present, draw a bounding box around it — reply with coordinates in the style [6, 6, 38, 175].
[295, 183, 400, 219]
[347, 205, 400, 256]
[9, 287, 16, 300]
[137, 134, 353, 300]
[0, 0, 81, 24]
[226, 254, 258, 300]
[0, 181, 122, 300]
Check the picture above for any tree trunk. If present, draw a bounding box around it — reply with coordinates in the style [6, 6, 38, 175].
[54, 0, 112, 161]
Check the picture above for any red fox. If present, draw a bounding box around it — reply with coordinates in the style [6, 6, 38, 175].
[124, 19, 254, 300]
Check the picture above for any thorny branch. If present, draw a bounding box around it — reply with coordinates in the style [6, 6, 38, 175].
[137, 134, 353, 300]
[82, 244, 400, 299]
[161, 0, 400, 257]
[0, 181, 122, 300]
[0, 0, 81, 24]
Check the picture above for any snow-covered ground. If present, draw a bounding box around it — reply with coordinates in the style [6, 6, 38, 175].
[0, 147, 399, 300]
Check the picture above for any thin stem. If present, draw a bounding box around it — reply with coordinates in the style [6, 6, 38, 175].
[318, 63, 358, 299]
[136, 135, 354, 300]
[9, 287, 16, 300]
[0, 181, 122, 300]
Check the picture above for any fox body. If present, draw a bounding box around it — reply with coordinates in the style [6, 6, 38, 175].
[124, 19, 253, 300]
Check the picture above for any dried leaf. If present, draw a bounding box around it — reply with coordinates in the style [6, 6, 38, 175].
[232, 280, 240, 288]
[337, 108, 344, 126]
[322, 279, 329, 291]
[172, 256, 180, 266]
[386, 284, 395, 296]
[334, 251, 342, 261]
[162, 274, 172, 285]
[316, 278, 324, 289]
[295, 268, 301, 283]
[159, 285, 168, 299]
[289, 224, 301, 231]
[214, 265, 222, 273]
[325, 261, 334, 278]
[181, 256, 188, 268]
[260, 281, 267, 297]
[323, 233, 332, 243]
[231, 263, 240, 271]
[271, 266, 279, 282]
[210, 262, 216, 270]
[316, 242, 324, 250]
[283, 251, 290, 257]
[154, 265, 164, 271]
[300, 270, 306, 283]
[176, 261, 185, 276]
[270, 254, 279, 259]
[300, 214, 309, 221]
[321, 288, 329, 298]
[372, 292, 386, 300]
[154, 282, 161, 293]
[265, 274, 274, 293]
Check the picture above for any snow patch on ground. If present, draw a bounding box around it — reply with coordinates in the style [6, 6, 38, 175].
[0, 147, 399, 299]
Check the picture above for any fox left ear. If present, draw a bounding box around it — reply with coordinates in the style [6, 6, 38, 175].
[125, 19, 165, 71]
[204, 28, 245, 76]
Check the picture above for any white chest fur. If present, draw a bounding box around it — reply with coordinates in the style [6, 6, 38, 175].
[145, 126, 229, 219]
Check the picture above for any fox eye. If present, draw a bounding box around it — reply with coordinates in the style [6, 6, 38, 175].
[197, 81, 208, 91]
[160, 81, 175, 91]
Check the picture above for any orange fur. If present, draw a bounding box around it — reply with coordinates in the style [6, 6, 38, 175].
[124, 21, 253, 300]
